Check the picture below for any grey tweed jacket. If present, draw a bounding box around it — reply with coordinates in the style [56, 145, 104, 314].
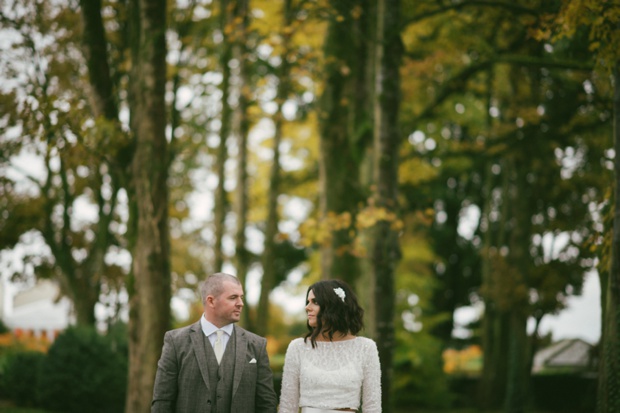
[151, 321, 278, 413]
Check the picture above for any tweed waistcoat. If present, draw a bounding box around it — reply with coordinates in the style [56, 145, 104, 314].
[205, 330, 236, 413]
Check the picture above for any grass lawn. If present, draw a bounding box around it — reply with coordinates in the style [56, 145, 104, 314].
[0, 401, 47, 413]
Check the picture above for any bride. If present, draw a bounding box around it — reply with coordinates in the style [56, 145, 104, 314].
[278, 279, 382, 413]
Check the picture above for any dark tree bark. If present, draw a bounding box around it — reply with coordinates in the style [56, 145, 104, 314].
[478, 73, 510, 410]
[125, 0, 171, 412]
[231, 0, 252, 329]
[372, 0, 401, 411]
[79, 0, 118, 120]
[598, 60, 620, 413]
[255, 0, 293, 337]
[318, 0, 372, 285]
[503, 160, 531, 413]
[213, 0, 234, 273]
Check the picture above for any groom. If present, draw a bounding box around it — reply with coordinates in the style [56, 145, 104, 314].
[151, 272, 278, 413]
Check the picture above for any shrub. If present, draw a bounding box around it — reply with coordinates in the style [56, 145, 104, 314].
[393, 328, 452, 409]
[0, 351, 46, 407]
[38, 325, 128, 413]
[0, 332, 50, 405]
[0, 320, 9, 334]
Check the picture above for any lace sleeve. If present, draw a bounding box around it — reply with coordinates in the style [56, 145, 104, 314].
[278, 339, 301, 413]
[361, 339, 382, 413]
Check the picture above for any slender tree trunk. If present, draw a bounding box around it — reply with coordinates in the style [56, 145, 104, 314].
[598, 60, 620, 413]
[504, 311, 528, 413]
[231, 0, 252, 329]
[125, 1, 171, 412]
[69, 271, 100, 326]
[40, 0, 126, 328]
[42, 180, 100, 327]
[214, 0, 234, 273]
[372, 0, 401, 411]
[503, 159, 532, 413]
[79, 0, 118, 120]
[255, 0, 292, 337]
[479, 222, 509, 408]
[479, 71, 510, 410]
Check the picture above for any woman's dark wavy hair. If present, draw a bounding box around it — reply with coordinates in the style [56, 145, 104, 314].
[304, 279, 364, 348]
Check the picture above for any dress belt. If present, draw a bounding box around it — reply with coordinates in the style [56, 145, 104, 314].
[301, 408, 355, 413]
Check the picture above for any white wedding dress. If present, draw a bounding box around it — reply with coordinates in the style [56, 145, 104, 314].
[278, 337, 382, 413]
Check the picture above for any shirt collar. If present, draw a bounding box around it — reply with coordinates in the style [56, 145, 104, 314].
[200, 314, 234, 337]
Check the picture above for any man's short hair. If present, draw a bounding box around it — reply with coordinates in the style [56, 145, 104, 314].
[200, 272, 241, 303]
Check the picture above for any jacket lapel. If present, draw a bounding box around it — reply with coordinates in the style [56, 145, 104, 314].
[189, 321, 211, 391]
[231, 325, 247, 397]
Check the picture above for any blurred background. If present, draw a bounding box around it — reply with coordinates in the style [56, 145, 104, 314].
[0, 0, 615, 412]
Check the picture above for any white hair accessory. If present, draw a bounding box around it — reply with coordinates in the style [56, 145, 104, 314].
[333, 287, 346, 302]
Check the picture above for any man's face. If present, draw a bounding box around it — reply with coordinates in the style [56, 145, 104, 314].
[208, 280, 244, 327]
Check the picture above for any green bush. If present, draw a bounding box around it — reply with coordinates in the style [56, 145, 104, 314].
[0, 351, 46, 407]
[0, 320, 9, 334]
[393, 326, 453, 409]
[37, 325, 128, 413]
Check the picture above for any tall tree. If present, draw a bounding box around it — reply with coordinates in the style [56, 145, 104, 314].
[125, 0, 171, 411]
[255, 0, 293, 337]
[371, 0, 401, 410]
[601, 59, 620, 413]
[213, 0, 234, 273]
[317, 0, 372, 285]
[396, 2, 608, 411]
[231, 0, 253, 328]
[0, 0, 130, 327]
[549, 3, 620, 411]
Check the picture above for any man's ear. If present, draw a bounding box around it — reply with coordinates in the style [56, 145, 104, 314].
[206, 295, 215, 307]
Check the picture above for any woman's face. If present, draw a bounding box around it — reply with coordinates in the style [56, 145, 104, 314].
[305, 289, 320, 328]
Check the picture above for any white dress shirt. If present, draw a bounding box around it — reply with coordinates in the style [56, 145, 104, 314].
[200, 315, 234, 351]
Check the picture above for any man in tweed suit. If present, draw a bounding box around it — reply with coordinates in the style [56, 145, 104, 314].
[152, 272, 278, 413]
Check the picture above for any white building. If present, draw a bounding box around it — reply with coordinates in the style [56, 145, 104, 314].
[532, 338, 596, 375]
[0, 278, 73, 340]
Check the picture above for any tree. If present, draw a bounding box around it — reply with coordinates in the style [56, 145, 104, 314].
[317, 0, 373, 286]
[370, 0, 402, 410]
[0, 0, 128, 327]
[124, 0, 171, 411]
[231, 0, 253, 329]
[255, 0, 293, 337]
[399, 1, 608, 411]
[547, 2, 620, 411]
[213, 0, 234, 273]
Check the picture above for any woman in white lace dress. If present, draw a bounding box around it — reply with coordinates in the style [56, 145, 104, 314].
[278, 279, 382, 413]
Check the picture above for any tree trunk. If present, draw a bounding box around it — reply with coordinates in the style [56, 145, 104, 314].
[229, 0, 252, 329]
[372, 0, 401, 411]
[503, 158, 532, 413]
[79, 0, 118, 120]
[125, 1, 171, 412]
[318, 0, 371, 285]
[255, 0, 292, 337]
[479, 72, 510, 410]
[597, 60, 620, 413]
[38, 0, 124, 328]
[213, 0, 234, 273]
[479, 243, 511, 409]
[504, 311, 528, 413]
[69, 271, 100, 326]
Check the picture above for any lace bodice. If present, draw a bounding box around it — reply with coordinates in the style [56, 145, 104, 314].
[278, 337, 381, 413]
